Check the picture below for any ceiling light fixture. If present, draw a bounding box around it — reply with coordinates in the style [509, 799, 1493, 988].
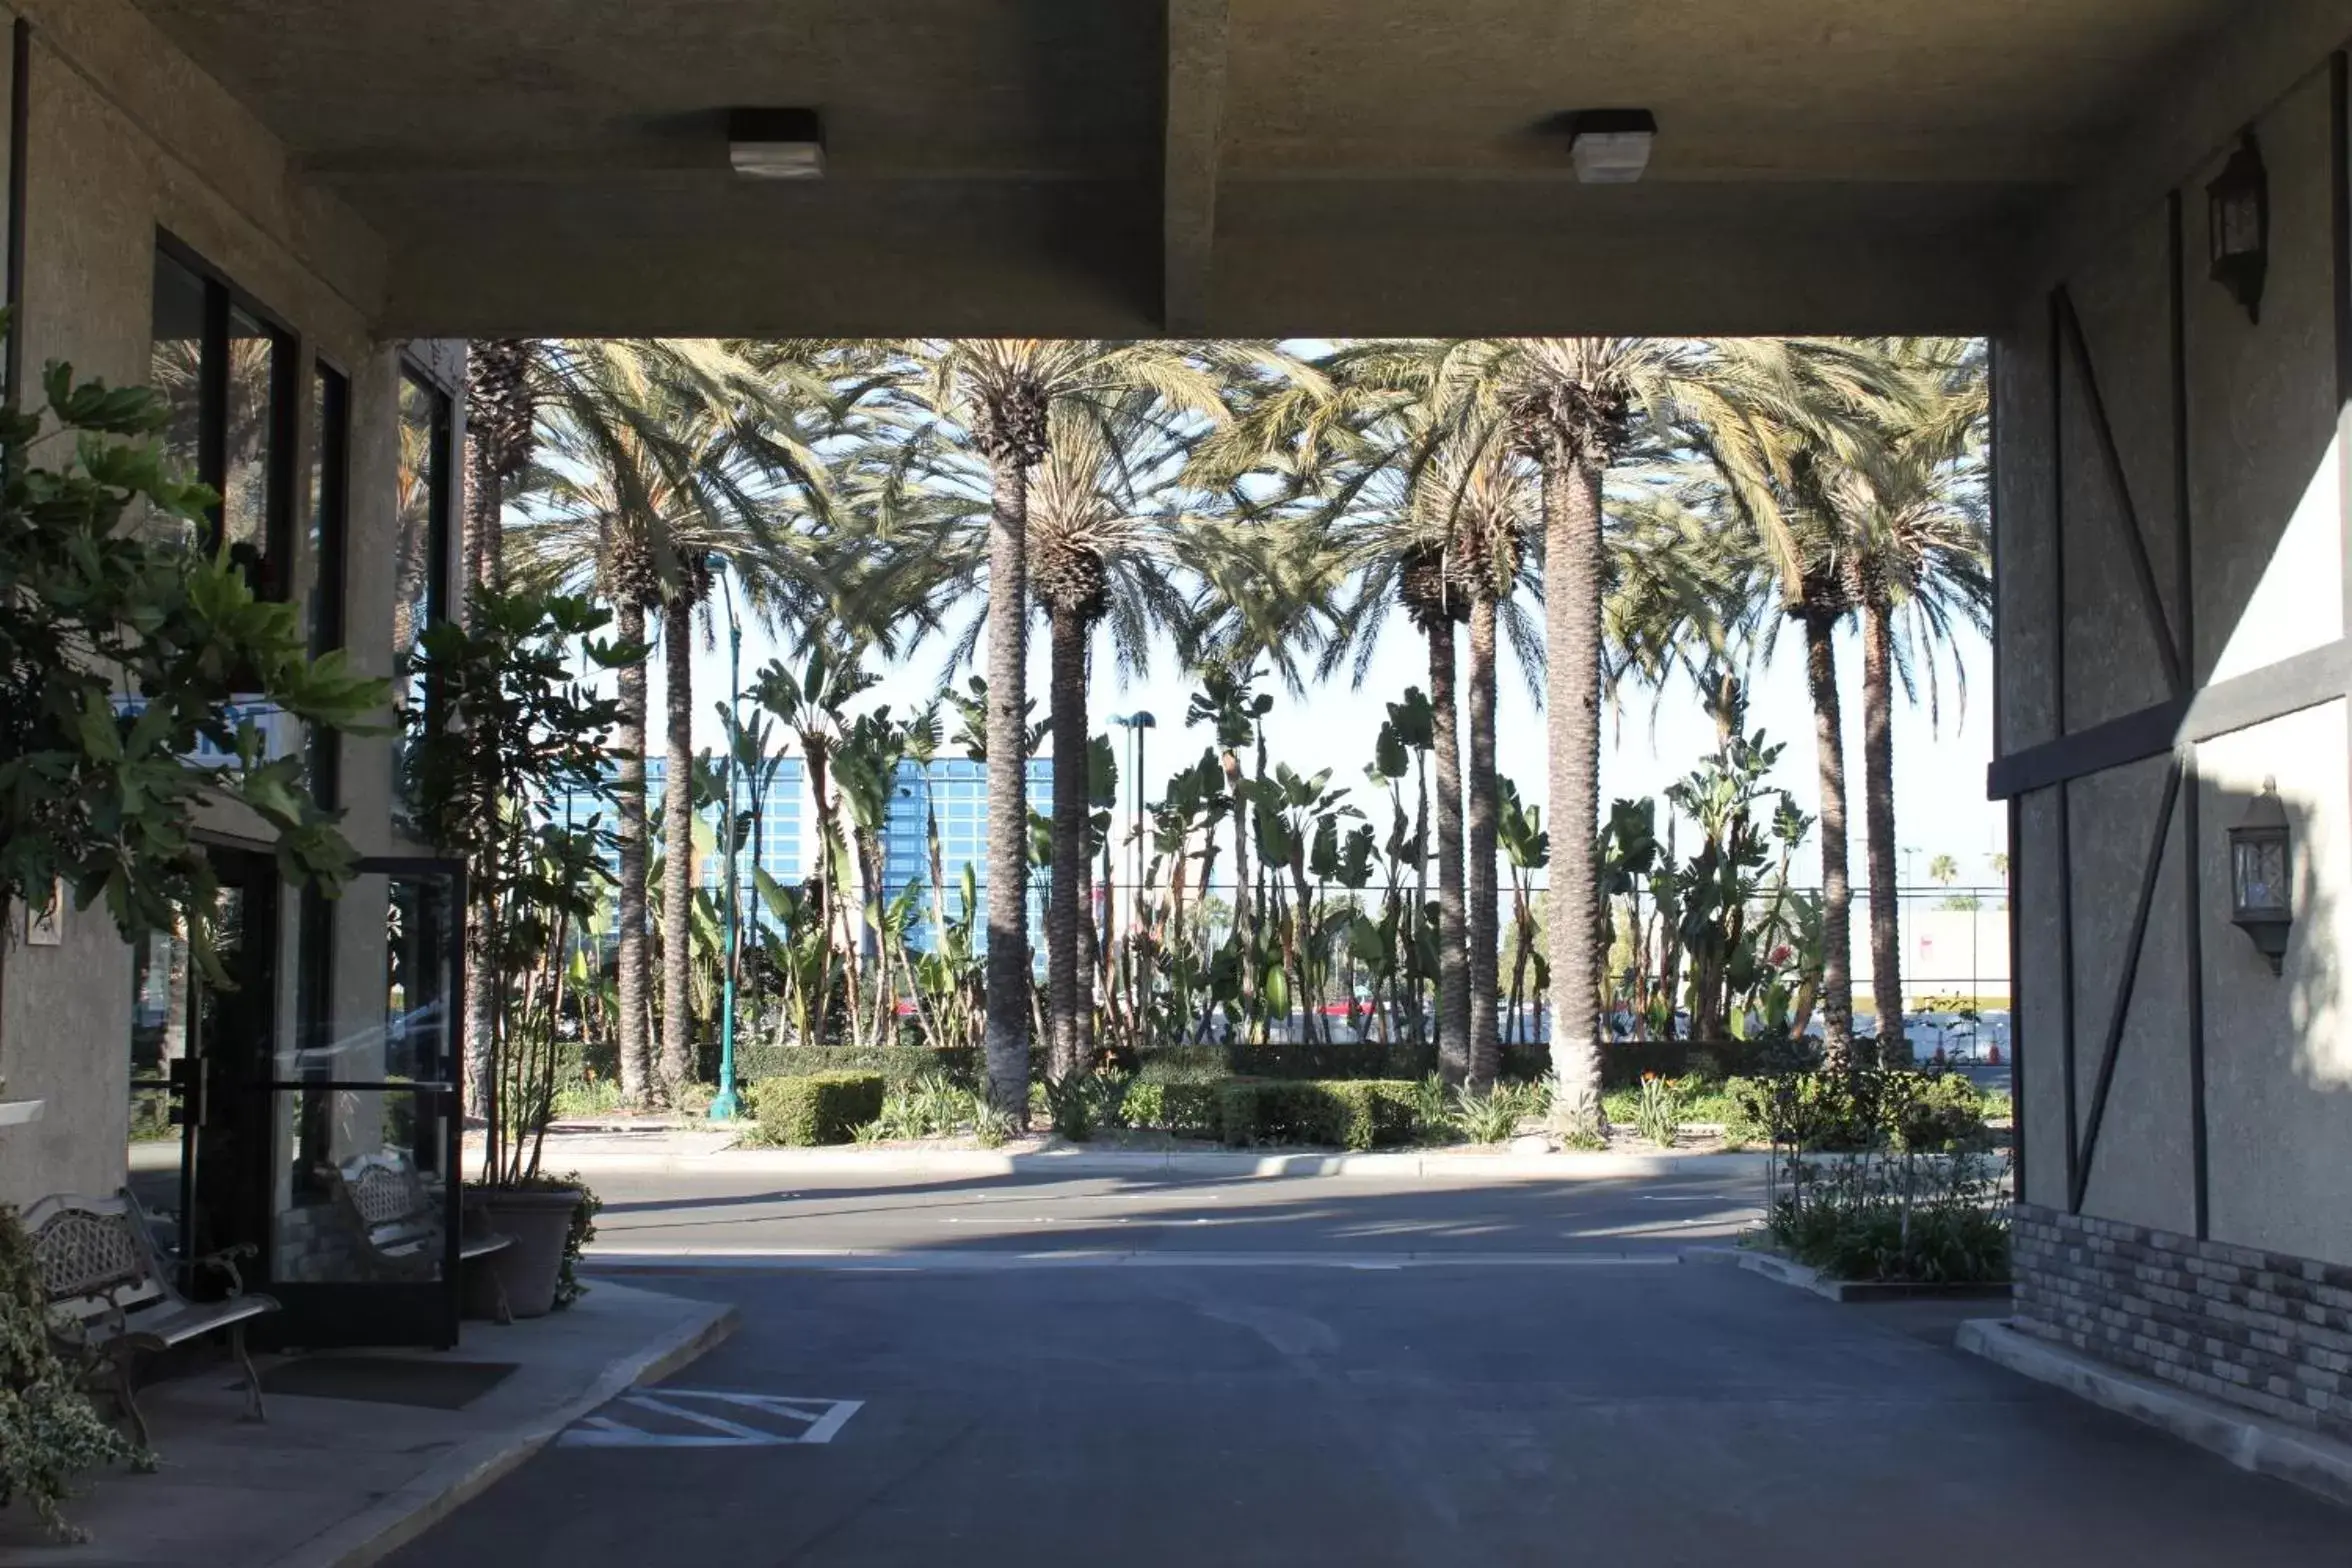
[728, 107, 825, 179]
[1567, 108, 1658, 185]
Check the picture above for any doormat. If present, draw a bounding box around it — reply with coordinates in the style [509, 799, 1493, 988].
[255, 1355, 519, 1410]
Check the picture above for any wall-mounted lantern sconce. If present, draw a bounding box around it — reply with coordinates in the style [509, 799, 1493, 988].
[2228, 778, 2292, 974]
[2207, 130, 2268, 324]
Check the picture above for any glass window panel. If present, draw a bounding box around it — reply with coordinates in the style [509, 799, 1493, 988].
[221, 305, 285, 594]
[148, 254, 208, 547]
[392, 372, 450, 838]
[308, 365, 349, 656]
[272, 1087, 448, 1284]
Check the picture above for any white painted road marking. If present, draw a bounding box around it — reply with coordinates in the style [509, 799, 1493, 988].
[560, 1390, 864, 1448]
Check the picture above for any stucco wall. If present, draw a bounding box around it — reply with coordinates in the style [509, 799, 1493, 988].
[1994, 57, 2352, 1267]
[0, 6, 404, 1207]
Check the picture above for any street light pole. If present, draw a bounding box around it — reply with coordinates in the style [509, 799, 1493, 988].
[709, 570, 744, 1122]
[1110, 712, 1155, 925]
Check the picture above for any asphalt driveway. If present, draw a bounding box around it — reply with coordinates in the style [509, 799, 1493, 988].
[390, 1234, 2350, 1566]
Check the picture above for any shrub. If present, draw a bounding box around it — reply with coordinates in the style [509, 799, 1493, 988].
[1631, 1073, 1683, 1148]
[1735, 1067, 1994, 1155]
[2, 1206, 149, 1540]
[753, 1071, 886, 1146]
[1124, 1051, 1230, 1139]
[1043, 1070, 1129, 1141]
[1448, 1083, 1528, 1145]
[1130, 1079, 1226, 1139]
[1766, 1150, 2011, 1284]
[1134, 1047, 1229, 1084]
[1216, 1079, 1423, 1150]
[738, 1044, 974, 1093]
[1227, 1036, 1435, 1082]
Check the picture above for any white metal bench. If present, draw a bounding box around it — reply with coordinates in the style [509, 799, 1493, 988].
[24, 1190, 278, 1447]
[331, 1150, 515, 1322]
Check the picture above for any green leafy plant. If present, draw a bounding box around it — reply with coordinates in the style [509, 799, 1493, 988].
[1766, 1151, 2010, 1284]
[410, 589, 635, 1186]
[0, 353, 384, 980]
[552, 1175, 601, 1310]
[967, 1090, 1015, 1148]
[1632, 1072, 1683, 1148]
[1448, 1083, 1527, 1145]
[0, 1206, 150, 1540]
[1043, 1070, 1102, 1141]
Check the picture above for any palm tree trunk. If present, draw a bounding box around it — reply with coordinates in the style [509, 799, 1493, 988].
[660, 603, 696, 1098]
[1860, 597, 1906, 1063]
[1543, 449, 1606, 1132]
[1426, 617, 1471, 1084]
[1802, 608, 1856, 1071]
[1046, 608, 1089, 1082]
[1466, 594, 1502, 1088]
[983, 452, 1034, 1121]
[614, 597, 652, 1107]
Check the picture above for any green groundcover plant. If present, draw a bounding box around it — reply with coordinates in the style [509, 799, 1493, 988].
[0, 1207, 150, 1540]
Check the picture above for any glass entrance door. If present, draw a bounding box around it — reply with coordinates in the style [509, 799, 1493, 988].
[126, 845, 279, 1271]
[263, 858, 466, 1347]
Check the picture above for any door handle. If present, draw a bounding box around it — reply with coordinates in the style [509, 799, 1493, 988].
[166, 1056, 207, 1127]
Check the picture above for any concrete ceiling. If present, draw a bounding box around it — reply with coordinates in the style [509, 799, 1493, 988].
[123, 0, 2301, 337]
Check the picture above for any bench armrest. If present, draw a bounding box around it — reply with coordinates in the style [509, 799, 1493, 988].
[191, 1242, 259, 1298]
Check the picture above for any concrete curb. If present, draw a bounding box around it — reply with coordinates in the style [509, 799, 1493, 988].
[1957, 1318, 2352, 1509]
[549, 1146, 1776, 1180]
[1684, 1246, 2013, 1302]
[260, 1294, 740, 1568]
[587, 1247, 1685, 1272]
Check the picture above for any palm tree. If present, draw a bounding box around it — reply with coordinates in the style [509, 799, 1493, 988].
[865, 340, 1238, 1118]
[1657, 340, 1924, 1072]
[509, 339, 843, 1103]
[1023, 393, 1249, 1080]
[1218, 366, 1542, 1084]
[1290, 339, 1827, 1129]
[1845, 342, 1991, 1063]
[456, 339, 540, 1116]
[1451, 456, 1542, 1087]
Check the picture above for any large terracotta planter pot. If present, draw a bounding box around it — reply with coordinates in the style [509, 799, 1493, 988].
[464, 1185, 583, 1320]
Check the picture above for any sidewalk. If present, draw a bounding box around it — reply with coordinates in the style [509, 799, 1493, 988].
[516, 1118, 1775, 1180]
[0, 1282, 735, 1568]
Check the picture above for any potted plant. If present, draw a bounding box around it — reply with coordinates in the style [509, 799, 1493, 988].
[409, 588, 635, 1317]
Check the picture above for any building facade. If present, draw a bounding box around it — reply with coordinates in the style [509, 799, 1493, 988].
[0, 0, 2348, 1440]
[881, 757, 1053, 955]
[550, 756, 807, 892]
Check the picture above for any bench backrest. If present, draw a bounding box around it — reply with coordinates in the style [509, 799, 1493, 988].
[337, 1151, 442, 1255]
[21, 1192, 175, 1332]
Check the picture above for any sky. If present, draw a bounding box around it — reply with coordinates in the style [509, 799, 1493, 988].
[655, 585, 2007, 892]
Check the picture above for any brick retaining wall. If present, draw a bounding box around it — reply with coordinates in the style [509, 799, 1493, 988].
[2013, 1203, 2352, 1440]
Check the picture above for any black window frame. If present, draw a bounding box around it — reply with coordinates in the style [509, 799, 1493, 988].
[153, 231, 299, 602]
[390, 361, 456, 843]
[297, 359, 351, 1054]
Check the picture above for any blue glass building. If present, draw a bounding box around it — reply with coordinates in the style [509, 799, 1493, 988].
[883, 757, 1051, 955]
[549, 755, 805, 890]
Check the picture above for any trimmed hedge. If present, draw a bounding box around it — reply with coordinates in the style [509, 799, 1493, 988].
[1225, 1036, 1436, 1082]
[737, 1044, 965, 1091]
[1119, 1080, 1224, 1140]
[754, 1071, 886, 1146]
[1215, 1078, 1424, 1151]
[1205, 1036, 1808, 1090]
